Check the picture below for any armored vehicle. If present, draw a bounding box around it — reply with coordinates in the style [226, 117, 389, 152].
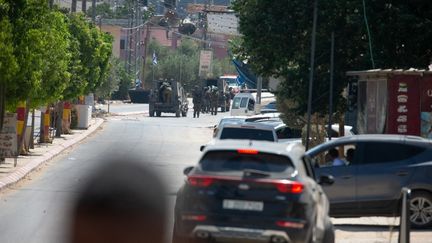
[149, 80, 188, 117]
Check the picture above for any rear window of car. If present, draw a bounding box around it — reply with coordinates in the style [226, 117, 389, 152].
[220, 127, 275, 141]
[200, 151, 294, 173]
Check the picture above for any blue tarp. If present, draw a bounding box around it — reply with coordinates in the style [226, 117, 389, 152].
[232, 59, 257, 89]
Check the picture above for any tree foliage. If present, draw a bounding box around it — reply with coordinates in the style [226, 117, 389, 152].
[96, 57, 133, 100]
[0, 0, 113, 110]
[145, 39, 235, 91]
[0, 1, 18, 91]
[232, 0, 432, 127]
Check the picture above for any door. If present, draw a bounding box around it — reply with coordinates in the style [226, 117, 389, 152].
[230, 96, 250, 116]
[356, 142, 425, 213]
[311, 143, 359, 215]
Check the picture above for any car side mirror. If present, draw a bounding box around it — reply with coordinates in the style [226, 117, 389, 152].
[183, 166, 194, 175]
[200, 145, 206, 152]
[318, 174, 335, 186]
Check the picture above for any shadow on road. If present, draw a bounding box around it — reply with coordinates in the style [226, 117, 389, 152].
[334, 224, 430, 233]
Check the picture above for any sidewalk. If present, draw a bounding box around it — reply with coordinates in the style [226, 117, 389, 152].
[0, 118, 104, 191]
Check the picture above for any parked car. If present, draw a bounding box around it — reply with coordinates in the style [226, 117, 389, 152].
[305, 134, 432, 228]
[212, 116, 247, 137]
[260, 101, 278, 114]
[203, 121, 278, 151]
[251, 119, 303, 144]
[174, 140, 335, 243]
[214, 122, 278, 142]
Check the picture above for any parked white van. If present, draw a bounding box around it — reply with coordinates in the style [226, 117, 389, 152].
[230, 91, 275, 116]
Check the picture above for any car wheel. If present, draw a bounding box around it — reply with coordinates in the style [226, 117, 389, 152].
[410, 191, 432, 228]
[176, 110, 181, 117]
[322, 218, 335, 243]
[156, 111, 161, 117]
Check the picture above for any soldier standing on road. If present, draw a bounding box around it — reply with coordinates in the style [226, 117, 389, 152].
[218, 91, 226, 112]
[192, 86, 203, 118]
[210, 87, 219, 115]
[202, 87, 210, 114]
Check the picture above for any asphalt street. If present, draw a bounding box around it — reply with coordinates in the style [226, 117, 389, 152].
[0, 104, 430, 243]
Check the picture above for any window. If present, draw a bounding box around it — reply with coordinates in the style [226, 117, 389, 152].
[220, 128, 275, 141]
[240, 97, 248, 108]
[363, 142, 425, 164]
[276, 127, 302, 139]
[120, 39, 125, 50]
[247, 99, 255, 111]
[312, 144, 357, 167]
[200, 151, 294, 173]
[232, 97, 241, 109]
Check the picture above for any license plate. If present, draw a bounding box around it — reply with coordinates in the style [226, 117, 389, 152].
[223, 199, 264, 211]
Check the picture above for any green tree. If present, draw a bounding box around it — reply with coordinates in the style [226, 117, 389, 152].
[232, 0, 432, 128]
[0, 1, 18, 129]
[8, 0, 71, 108]
[145, 39, 236, 91]
[66, 14, 113, 96]
[96, 57, 132, 100]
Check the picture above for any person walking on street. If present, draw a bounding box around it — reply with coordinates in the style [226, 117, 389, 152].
[210, 87, 219, 115]
[192, 86, 203, 118]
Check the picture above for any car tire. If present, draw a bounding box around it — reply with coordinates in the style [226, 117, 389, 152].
[409, 191, 432, 228]
[322, 218, 335, 243]
[156, 111, 161, 117]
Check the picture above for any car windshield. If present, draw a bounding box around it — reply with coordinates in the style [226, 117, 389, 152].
[220, 127, 275, 141]
[200, 151, 294, 173]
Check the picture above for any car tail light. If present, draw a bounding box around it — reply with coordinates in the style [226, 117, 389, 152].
[182, 214, 207, 221]
[276, 220, 305, 229]
[187, 175, 214, 187]
[274, 180, 304, 194]
[237, 149, 259, 154]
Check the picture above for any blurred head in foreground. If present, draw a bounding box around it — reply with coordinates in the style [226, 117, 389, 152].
[69, 158, 167, 243]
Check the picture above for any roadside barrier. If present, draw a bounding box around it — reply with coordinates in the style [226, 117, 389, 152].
[398, 187, 411, 243]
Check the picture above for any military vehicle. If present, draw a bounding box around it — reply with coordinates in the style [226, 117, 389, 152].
[203, 78, 231, 112]
[149, 80, 188, 117]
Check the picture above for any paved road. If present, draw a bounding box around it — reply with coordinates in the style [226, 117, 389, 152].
[0, 105, 430, 243]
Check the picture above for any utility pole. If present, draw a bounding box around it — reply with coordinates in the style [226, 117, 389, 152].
[92, 0, 96, 22]
[82, 0, 87, 13]
[127, 7, 134, 75]
[256, 77, 262, 113]
[327, 32, 335, 141]
[71, 0, 77, 12]
[305, 0, 318, 150]
[141, 23, 151, 89]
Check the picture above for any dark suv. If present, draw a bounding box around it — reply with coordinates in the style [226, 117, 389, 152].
[173, 140, 335, 243]
[305, 134, 432, 228]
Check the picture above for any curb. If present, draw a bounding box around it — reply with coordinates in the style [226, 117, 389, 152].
[110, 111, 149, 116]
[0, 118, 105, 191]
